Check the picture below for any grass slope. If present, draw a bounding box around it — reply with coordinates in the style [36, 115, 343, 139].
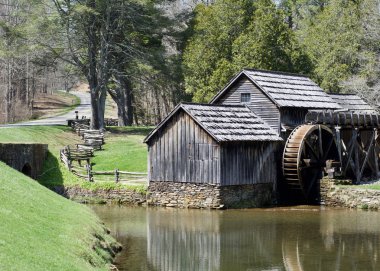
[0, 126, 82, 187]
[0, 126, 151, 190]
[92, 134, 147, 172]
[0, 162, 117, 270]
[32, 91, 81, 120]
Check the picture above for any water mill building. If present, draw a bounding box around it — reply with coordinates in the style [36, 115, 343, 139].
[144, 69, 380, 208]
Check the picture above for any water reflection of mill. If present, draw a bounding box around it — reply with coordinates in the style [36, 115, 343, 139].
[147, 208, 380, 271]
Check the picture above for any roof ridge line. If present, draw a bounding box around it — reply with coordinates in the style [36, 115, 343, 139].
[181, 102, 246, 108]
[328, 93, 358, 96]
[243, 68, 310, 78]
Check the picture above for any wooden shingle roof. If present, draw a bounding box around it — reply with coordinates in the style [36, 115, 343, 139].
[211, 69, 342, 109]
[144, 103, 282, 143]
[329, 94, 378, 113]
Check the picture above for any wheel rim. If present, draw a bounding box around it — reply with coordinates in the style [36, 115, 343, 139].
[283, 124, 338, 201]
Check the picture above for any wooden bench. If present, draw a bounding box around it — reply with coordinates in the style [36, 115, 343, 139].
[104, 118, 118, 126]
[71, 121, 89, 130]
[83, 139, 103, 150]
[76, 144, 94, 151]
[83, 134, 105, 144]
[76, 127, 93, 136]
[64, 146, 94, 166]
[81, 130, 104, 138]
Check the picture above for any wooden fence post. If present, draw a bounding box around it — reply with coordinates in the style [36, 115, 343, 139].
[87, 164, 93, 182]
[115, 169, 119, 183]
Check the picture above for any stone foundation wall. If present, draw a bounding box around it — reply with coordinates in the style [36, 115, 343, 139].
[53, 186, 147, 205]
[147, 181, 273, 209]
[53, 182, 274, 208]
[0, 143, 48, 179]
[219, 184, 273, 208]
[320, 178, 380, 210]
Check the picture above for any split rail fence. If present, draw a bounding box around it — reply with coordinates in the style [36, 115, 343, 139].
[59, 120, 147, 183]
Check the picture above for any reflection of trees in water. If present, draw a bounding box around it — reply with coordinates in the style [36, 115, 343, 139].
[282, 231, 380, 271]
[146, 209, 380, 271]
[282, 210, 380, 271]
[92, 206, 380, 271]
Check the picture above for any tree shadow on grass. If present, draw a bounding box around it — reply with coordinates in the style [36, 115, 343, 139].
[37, 151, 64, 188]
[106, 126, 153, 136]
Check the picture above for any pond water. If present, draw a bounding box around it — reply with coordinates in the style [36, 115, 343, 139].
[92, 205, 380, 271]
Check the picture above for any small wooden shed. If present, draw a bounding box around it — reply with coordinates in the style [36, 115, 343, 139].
[144, 103, 282, 208]
[210, 69, 342, 134]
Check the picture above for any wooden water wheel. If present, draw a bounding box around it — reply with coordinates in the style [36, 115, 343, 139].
[283, 124, 339, 201]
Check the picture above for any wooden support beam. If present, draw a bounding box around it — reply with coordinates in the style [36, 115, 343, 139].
[375, 129, 380, 177]
[335, 127, 342, 166]
[354, 129, 360, 183]
[318, 125, 323, 158]
[342, 133, 356, 175]
[359, 130, 376, 179]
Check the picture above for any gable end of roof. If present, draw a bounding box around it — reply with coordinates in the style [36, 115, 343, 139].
[144, 103, 283, 144]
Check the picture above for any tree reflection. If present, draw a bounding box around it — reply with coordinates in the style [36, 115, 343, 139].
[91, 206, 380, 271]
[146, 208, 380, 271]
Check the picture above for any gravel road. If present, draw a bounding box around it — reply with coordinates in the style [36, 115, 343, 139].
[0, 91, 91, 127]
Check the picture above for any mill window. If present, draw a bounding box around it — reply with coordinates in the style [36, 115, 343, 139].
[241, 93, 251, 103]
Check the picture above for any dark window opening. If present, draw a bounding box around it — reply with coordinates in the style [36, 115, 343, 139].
[241, 93, 251, 103]
[21, 163, 32, 177]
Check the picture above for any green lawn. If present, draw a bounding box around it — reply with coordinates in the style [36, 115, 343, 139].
[92, 134, 148, 172]
[0, 125, 151, 190]
[0, 162, 118, 270]
[0, 126, 83, 187]
[348, 184, 380, 190]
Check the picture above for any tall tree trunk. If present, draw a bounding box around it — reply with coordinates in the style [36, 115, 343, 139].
[89, 86, 100, 129]
[154, 87, 161, 123]
[87, 0, 101, 130]
[122, 77, 134, 126]
[107, 76, 134, 126]
[98, 85, 107, 129]
[108, 89, 127, 126]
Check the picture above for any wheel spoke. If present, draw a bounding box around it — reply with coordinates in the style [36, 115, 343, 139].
[305, 169, 321, 199]
[304, 140, 320, 160]
[322, 138, 335, 161]
[318, 126, 324, 159]
[283, 124, 337, 202]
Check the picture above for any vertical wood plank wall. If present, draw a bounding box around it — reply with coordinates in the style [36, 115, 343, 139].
[216, 77, 280, 133]
[280, 108, 308, 129]
[220, 142, 277, 186]
[148, 111, 221, 184]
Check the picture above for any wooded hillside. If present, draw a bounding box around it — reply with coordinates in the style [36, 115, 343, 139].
[0, 0, 378, 125]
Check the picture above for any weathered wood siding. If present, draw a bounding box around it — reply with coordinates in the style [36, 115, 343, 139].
[280, 108, 308, 129]
[148, 110, 221, 184]
[216, 77, 280, 133]
[220, 142, 277, 186]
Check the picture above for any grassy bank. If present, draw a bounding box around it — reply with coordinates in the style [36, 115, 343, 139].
[92, 127, 153, 173]
[349, 184, 380, 190]
[32, 90, 81, 119]
[0, 125, 150, 191]
[0, 162, 119, 270]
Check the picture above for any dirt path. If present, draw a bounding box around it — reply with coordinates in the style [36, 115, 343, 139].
[0, 91, 91, 127]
